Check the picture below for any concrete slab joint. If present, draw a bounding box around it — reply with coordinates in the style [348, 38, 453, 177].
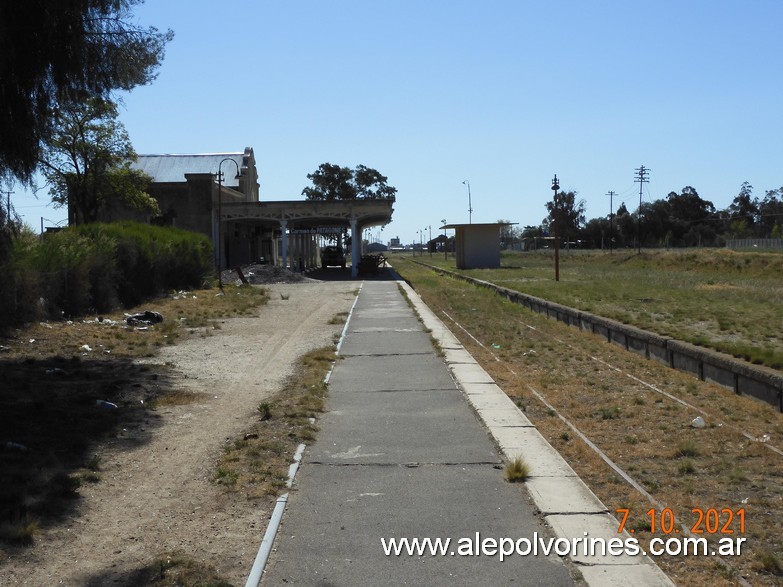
[259, 281, 674, 587]
[397, 280, 675, 587]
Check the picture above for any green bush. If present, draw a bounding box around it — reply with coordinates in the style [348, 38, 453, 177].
[34, 229, 119, 317]
[88, 222, 212, 306]
[0, 226, 41, 328]
[0, 222, 212, 327]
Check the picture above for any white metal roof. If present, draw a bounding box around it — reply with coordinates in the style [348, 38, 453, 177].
[132, 153, 245, 187]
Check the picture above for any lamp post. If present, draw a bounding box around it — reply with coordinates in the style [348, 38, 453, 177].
[217, 157, 241, 289]
[428, 225, 432, 257]
[551, 174, 560, 282]
[462, 180, 473, 224]
[441, 219, 447, 260]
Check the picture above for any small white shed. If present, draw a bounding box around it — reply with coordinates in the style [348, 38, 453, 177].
[440, 223, 513, 269]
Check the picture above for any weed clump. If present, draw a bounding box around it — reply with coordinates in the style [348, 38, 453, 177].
[505, 457, 530, 482]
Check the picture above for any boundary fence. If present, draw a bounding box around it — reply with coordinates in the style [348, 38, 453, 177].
[726, 238, 783, 250]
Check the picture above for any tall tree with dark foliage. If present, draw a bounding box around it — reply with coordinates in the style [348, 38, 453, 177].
[0, 0, 173, 183]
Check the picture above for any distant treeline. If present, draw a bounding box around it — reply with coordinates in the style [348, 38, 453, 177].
[513, 183, 783, 249]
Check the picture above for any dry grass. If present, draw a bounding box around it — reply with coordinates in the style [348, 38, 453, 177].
[0, 284, 269, 361]
[214, 345, 337, 500]
[393, 256, 783, 587]
[328, 311, 350, 325]
[505, 457, 530, 482]
[412, 248, 783, 369]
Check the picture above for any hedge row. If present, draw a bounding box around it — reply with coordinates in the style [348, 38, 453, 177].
[0, 222, 213, 328]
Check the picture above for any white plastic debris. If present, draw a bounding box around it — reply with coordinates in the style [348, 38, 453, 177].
[690, 416, 706, 428]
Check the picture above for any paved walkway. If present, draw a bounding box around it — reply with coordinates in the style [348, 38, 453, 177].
[260, 280, 672, 586]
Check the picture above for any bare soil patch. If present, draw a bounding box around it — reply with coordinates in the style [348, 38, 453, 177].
[0, 280, 357, 586]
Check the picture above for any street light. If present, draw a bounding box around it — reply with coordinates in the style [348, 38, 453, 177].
[551, 174, 560, 282]
[217, 157, 241, 289]
[441, 219, 447, 260]
[462, 180, 473, 224]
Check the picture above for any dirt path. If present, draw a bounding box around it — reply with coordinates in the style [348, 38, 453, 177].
[2, 280, 358, 586]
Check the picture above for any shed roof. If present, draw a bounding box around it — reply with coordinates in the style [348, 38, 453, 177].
[440, 222, 516, 230]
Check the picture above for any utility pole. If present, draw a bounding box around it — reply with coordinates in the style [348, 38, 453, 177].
[3, 190, 13, 223]
[552, 174, 560, 282]
[606, 190, 616, 254]
[634, 166, 650, 253]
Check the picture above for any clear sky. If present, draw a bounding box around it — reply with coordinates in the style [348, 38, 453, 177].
[12, 0, 783, 245]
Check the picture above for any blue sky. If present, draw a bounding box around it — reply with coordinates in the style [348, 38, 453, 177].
[12, 1, 783, 244]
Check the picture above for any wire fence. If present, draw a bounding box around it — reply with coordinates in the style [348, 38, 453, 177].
[725, 239, 783, 250]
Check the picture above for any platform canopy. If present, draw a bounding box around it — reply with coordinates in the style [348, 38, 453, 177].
[221, 198, 393, 230]
[222, 198, 394, 276]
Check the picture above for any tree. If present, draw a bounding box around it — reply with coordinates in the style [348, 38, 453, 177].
[545, 190, 585, 244]
[614, 203, 634, 247]
[666, 187, 717, 246]
[667, 187, 715, 224]
[302, 163, 397, 201]
[496, 218, 519, 249]
[354, 165, 398, 199]
[40, 97, 158, 225]
[0, 0, 173, 182]
[581, 217, 610, 249]
[758, 188, 783, 236]
[640, 199, 672, 247]
[729, 182, 758, 225]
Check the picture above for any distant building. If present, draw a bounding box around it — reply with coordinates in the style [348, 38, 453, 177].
[102, 147, 394, 276]
[121, 148, 269, 267]
[440, 222, 515, 269]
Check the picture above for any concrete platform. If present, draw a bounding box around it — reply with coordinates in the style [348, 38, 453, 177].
[398, 281, 675, 587]
[256, 281, 674, 587]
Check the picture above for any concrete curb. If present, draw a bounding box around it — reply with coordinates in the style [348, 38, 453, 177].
[245, 287, 363, 587]
[399, 281, 675, 587]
